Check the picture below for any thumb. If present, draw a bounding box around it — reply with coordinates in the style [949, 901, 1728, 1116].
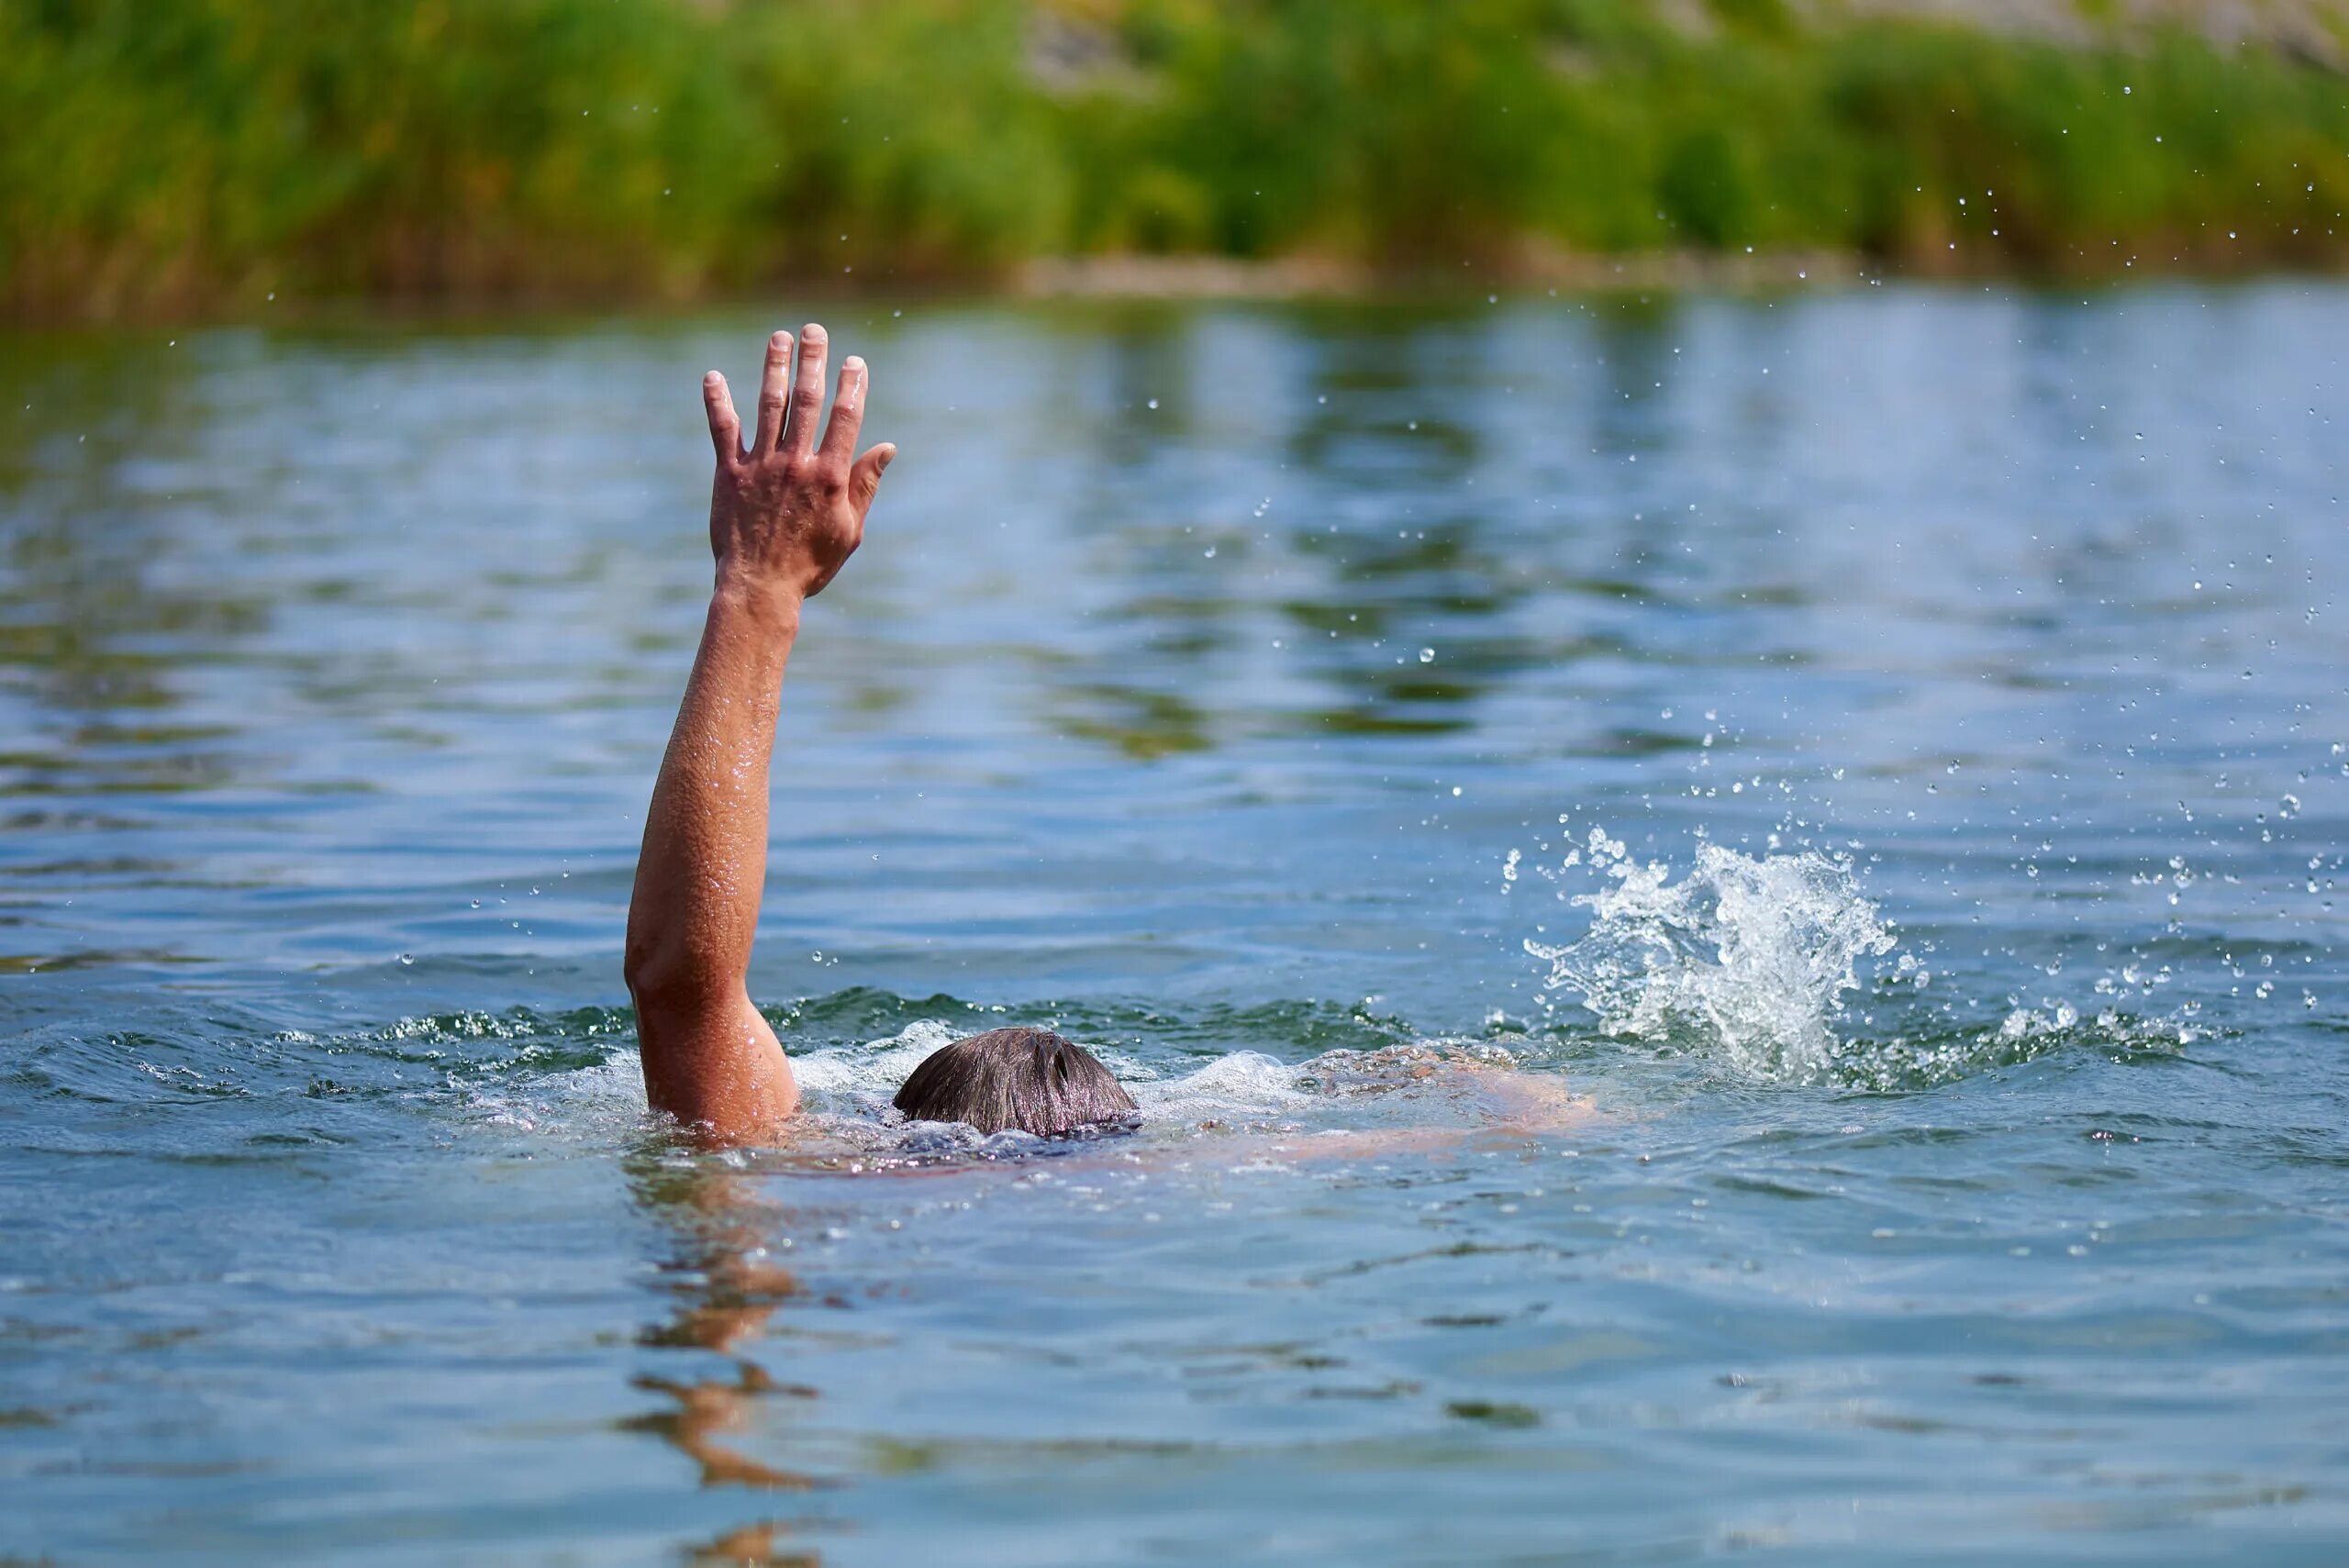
[849, 442, 896, 512]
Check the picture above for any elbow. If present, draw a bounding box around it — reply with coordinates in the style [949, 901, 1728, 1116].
[621, 924, 662, 1003]
[623, 926, 719, 1012]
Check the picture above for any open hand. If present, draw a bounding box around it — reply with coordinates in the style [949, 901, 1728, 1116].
[702, 324, 895, 600]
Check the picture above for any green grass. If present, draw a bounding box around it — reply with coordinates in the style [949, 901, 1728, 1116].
[6, 0, 2348, 320]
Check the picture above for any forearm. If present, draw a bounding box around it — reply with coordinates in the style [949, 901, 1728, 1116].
[628, 580, 798, 984]
[625, 580, 802, 1125]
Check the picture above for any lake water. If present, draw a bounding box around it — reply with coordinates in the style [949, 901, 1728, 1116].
[3, 284, 2344, 1564]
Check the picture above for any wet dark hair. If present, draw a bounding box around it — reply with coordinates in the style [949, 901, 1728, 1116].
[893, 1027, 1137, 1138]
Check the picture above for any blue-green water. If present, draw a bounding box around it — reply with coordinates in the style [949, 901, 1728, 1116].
[3, 286, 2344, 1564]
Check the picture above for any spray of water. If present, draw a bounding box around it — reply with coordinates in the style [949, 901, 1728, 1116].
[1526, 830, 1897, 1084]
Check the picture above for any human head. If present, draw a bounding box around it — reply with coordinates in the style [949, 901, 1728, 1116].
[893, 1027, 1137, 1137]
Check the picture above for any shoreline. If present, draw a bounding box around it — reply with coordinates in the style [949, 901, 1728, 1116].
[6, 249, 2346, 336]
[1011, 249, 1870, 299]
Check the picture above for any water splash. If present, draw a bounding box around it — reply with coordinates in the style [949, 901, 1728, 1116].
[1526, 831, 1896, 1084]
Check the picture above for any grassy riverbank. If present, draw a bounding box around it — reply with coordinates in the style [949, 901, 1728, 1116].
[6, 0, 2349, 321]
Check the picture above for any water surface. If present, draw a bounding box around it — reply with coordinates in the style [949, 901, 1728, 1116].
[3, 285, 2344, 1563]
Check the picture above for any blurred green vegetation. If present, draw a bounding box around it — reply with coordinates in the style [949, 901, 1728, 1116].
[5, 0, 2347, 318]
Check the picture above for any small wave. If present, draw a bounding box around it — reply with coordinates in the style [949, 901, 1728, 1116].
[24, 991, 1563, 1155]
[1131, 1050, 1315, 1125]
[1819, 1006, 2194, 1092]
[790, 1018, 966, 1098]
[462, 1051, 650, 1139]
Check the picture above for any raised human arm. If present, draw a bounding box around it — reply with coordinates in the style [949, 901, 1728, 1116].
[624, 324, 895, 1140]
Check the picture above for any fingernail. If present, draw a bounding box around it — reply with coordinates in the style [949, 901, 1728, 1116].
[844, 356, 865, 374]
[704, 371, 722, 385]
[803, 323, 826, 341]
[771, 330, 789, 348]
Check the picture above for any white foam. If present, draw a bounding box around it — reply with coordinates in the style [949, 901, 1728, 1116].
[456, 1051, 650, 1139]
[789, 1018, 964, 1095]
[1130, 1050, 1312, 1123]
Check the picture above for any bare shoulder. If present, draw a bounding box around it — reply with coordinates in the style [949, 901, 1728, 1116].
[1148, 1063, 1598, 1169]
[1451, 1061, 1595, 1131]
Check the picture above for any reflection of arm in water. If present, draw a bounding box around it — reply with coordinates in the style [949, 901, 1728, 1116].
[624, 325, 896, 1141]
[625, 1159, 826, 1504]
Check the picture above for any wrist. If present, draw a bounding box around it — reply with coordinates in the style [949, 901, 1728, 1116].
[709, 568, 805, 629]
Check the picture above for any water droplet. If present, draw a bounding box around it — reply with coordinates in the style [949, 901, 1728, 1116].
[1419, 648, 1435, 663]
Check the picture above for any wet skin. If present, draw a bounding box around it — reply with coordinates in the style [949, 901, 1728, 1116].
[624, 325, 896, 1141]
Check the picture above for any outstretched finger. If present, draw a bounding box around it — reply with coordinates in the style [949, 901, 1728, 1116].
[703, 372, 741, 462]
[819, 356, 867, 463]
[848, 442, 896, 514]
[751, 329, 790, 454]
[785, 323, 828, 456]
